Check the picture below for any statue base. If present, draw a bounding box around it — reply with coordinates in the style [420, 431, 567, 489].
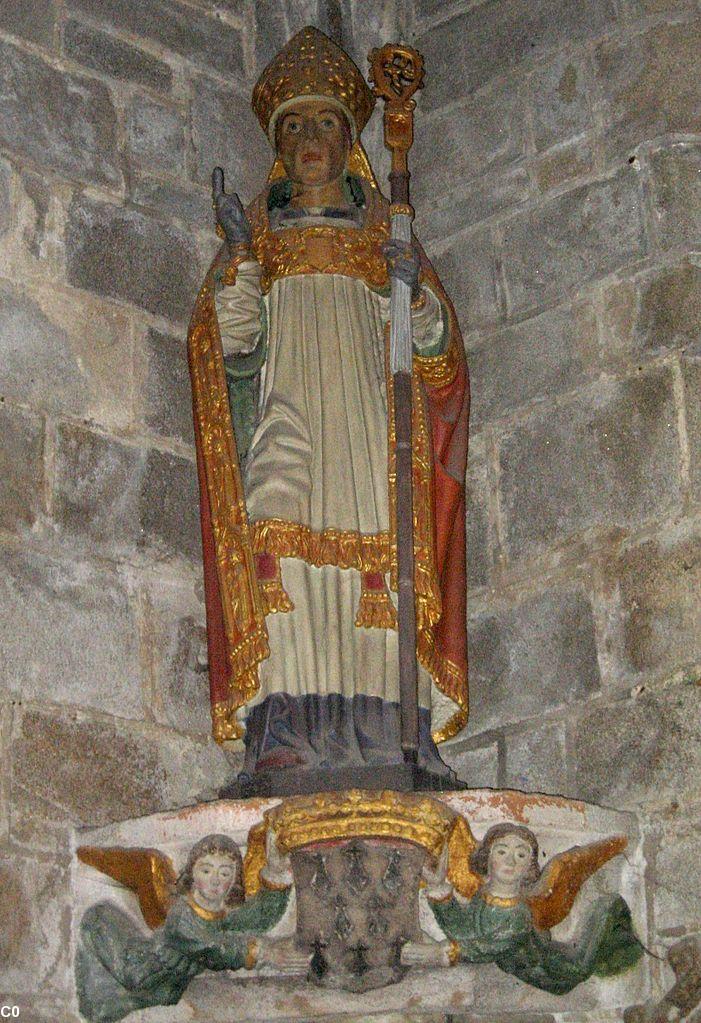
[72, 788, 650, 1021]
[220, 761, 463, 798]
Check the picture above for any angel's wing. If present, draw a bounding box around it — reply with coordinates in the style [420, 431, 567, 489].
[242, 820, 269, 897]
[77, 846, 177, 930]
[527, 835, 627, 931]
[446, 814, 483, 900]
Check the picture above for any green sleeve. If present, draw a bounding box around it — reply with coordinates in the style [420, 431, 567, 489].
[223, 888, 291, 934]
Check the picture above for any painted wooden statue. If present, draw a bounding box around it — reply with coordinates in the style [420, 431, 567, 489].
[188, 26, 469, 785]
[75, 835, 306, 1023]
[74, 807, 644, 1014]
[403, 821, 643, 992]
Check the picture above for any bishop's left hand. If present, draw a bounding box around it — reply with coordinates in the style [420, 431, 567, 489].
[383, 239, 422, 302]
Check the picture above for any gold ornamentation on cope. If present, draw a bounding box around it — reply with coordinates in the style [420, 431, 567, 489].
[252, 518, 391, 573]
[414, 331, 461, 390]
[266, 789, 458, 861]
[252, 26, 376, 141]
[247, 189, 390, 294]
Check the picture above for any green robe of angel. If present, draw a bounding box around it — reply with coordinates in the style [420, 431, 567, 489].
[430, 890, 642, 994]
[76, 888, 289, 1023]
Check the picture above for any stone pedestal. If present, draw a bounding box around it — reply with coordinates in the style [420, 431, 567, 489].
[71, 789, 650, 1021]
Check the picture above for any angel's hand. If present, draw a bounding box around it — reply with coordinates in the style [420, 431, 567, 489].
[400, 938, 453, 968]
[256, 936, 312, 975]
[212, 167, 251, 250]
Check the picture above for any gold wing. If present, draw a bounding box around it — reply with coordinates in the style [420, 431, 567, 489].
[242, 820, 268, 897]
[446, 815, 483, 900]
[77, 846, 177, 930]
[527, 835, 627, 931]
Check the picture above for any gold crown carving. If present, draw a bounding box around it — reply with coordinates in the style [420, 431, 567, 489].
[252, 26, 376, 143]
[265, 789, 458, 860]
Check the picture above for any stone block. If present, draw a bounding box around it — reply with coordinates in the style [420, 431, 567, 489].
[66, 194, 201, 322]
[146, 579, 210, 737]
[601, 258, 701, 363]
[649, 144, 701, 251]
[684, 360, 701, 495]
[468, 299, 599, 428]
[610, 526, 701, 679]
[66, 0, 243, 79]
[190, 76, 271, 203]
[0, 544, 142, 717]
[441, 741, 500, 788]
[428, 227, 500, 328]
[0, 39, 120, 187]
[499, 365, 681, 559]
[139, 447, 200, 563]
[466, 451, 490, 590]
[501, 167, 646, 315]
[567, 681, 701, 807]
[62, 18, 173, 91]
[254, 0, 292, 66]
[11, 709, 166, 827]
[0, 280, 133, 428]
[52, 421, 145, 556]
[130, 176, 212, 228]
[528, 53, 593, 152]
[416, 0, 616, 111]
[467, 588, 600, 734]
[652, 826, 701, 933]
[0, 853, 70, 996]
[595, 21, 701, 159]
[420, 162, 531, 243]
[413, 77, 525, 206]
[503, 722, 567, 795]
[0, 403, 44, 531]
[534, 139, 596, 193]
[52, 422, 200, 563]
[138, 326, 195, 444]
[0, 0, 56, 48]
[126, 94, 186, 175]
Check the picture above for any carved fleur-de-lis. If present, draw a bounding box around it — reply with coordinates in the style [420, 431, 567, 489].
[381, 849, 404, 895]
[310, 852, 333, 900]
[334, 897, 353, 941]
[343, 841, 370, 895]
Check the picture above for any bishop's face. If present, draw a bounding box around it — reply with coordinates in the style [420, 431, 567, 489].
[276, 99, 351, 191]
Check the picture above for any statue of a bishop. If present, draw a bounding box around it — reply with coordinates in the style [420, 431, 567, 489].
[188, 27, 469, 789]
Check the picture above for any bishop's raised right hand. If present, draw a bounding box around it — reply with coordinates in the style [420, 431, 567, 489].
[212, 167, 251, 250]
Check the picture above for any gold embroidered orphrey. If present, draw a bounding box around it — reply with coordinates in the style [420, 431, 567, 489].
[188, 26, 468, 747]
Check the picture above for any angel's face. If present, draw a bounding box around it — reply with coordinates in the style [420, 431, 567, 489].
[191, 852, 239, 910]
[487, 834, 534, 894]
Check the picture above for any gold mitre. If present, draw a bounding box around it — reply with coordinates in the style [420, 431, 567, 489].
[252, 26, 376, 145]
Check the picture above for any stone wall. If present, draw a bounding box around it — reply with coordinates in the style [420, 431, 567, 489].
[413, 0, 701, 995]
[0, 0, 698, 1017]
